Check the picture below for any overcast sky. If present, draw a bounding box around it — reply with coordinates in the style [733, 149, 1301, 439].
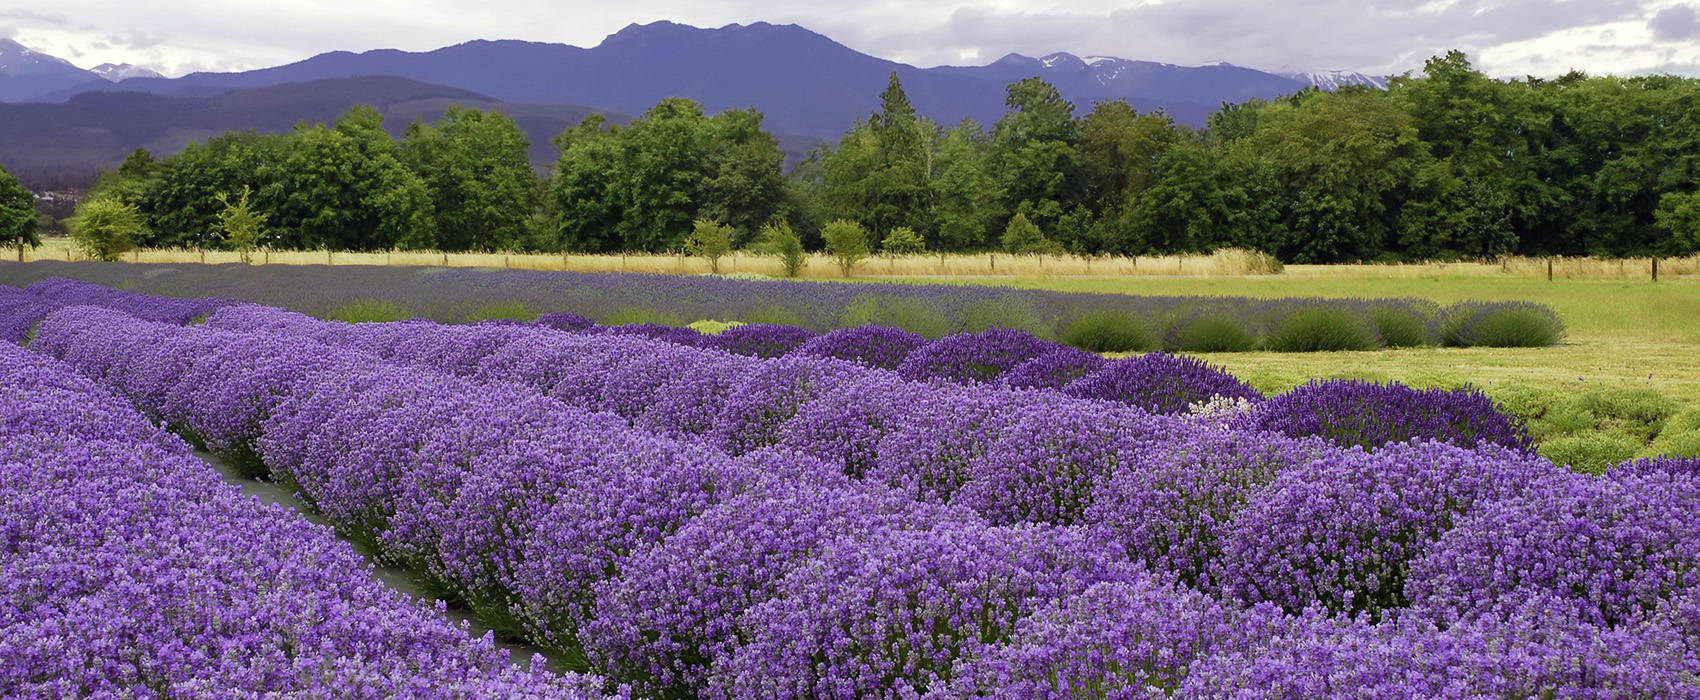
[5, 1, 1700, 79]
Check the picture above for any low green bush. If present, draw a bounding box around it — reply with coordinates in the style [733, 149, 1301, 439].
[464, 300, 538, 323]
[739, 306, 806, 328]
[1442, 302, 1566, 348]
[1539, 430, 1641, 474]
[1166, 312, 1258, 353]
[601, 307, 686, 327]
[1058, 310, 1160, 353]
[1645, 429, 1700, 459]
[960, 298, 1051, 338]
[1487, 384, 1564, 424]
[1368, 304, 1439, 348]
[328, 298, 412, 323]
[840, 294, 951, 339]
[1571, 388, 1680, 442]
[1263, 306, 1381, 352]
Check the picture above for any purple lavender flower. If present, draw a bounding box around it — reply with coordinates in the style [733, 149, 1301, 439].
[935, 573, 1252, 699]
[703, 323, 820, 358]
[953, 400, 1180, 526]
[710, 355, 865, 455]
[867, 385, 1055, 504]
[999, 345, 1108, 390]
[25, 276, 235, 324]
[592, 322, 706, 347]
[1062, 353, 1262, 415]
[706, 521, 1124, 700]
[793, 324, 927, 371]
[1611, 455, 1700, 479]
[774, 367, 929, 478]
[536, 311, 596, 331]
[1212, 440, 1560, 618]
[1086, 429, 1329, 590]
[896, 328, 1062, 385]
[1177, 596, 1698, 699]
[1237, 379, 1532, 452]
[585, 478, 973, 697]
[1406, 470, 1700, 630]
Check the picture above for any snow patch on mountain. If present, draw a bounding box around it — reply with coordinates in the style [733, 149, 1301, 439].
[1277, 67, 1388, 90]
[92, 63, 166, 81]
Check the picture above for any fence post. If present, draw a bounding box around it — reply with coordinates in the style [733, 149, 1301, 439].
[1653, 258, 1659, 282]
[990, 254, 995, 272]
[1547, 258, 1553, 281]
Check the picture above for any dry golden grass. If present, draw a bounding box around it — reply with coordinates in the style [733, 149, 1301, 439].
[13, 240, 1286, 279]
[20, 237, 1694, 283]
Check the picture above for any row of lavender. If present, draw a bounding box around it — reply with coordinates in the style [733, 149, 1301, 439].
[0, 341, 621, 696]
[0, 264, 1564, 351]
[22, 292, 1699, 698]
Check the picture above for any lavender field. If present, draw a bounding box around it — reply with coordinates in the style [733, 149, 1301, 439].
[1, 279, 1695, 698]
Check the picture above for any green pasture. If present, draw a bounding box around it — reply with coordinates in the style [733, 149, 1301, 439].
[872, 272, 1700, 472]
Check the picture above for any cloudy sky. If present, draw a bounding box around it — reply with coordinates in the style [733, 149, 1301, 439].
[5, 0, 1700, 79]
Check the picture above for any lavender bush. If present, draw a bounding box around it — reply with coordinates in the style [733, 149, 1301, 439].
[999, 345, 1108, 390]
[793, 324, 927, 370]
[1237, 379, 1533, 452]
[896, 328, 1062, 384]
[703, 322, 819, 358]
[1062, 353, 1262, 415]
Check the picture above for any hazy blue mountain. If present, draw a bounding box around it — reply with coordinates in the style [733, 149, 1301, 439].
[14, 22, 1357, 138]
[0, 76, 617, 186]
[0, 39, 102, 102]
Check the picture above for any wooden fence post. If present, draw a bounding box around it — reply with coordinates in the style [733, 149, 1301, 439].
[1653, 258, 1659, 282]
[1547, 258, 1553, 281]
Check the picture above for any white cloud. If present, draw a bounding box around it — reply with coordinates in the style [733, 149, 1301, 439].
[0, 0, 1695, 79]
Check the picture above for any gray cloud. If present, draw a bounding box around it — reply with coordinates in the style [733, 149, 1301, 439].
[10, 1, 1700, 79]
[0, 10, 70, 27]
[1652, 4, 1700, 40]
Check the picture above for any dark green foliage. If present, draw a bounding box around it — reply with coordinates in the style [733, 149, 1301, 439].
[822, 219, 871, 276]
[1165, 312, 1258, 353]
[0, 165, 39, 260]
[328, 298, 413, 323]
[1263, 306, 1382, 352]
[400, 106, 537, 252]
[1058, 310, 1160, 353]
[68, 196, 141, 262]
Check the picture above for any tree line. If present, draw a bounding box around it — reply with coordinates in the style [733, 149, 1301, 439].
[10, 50, 1700, 264]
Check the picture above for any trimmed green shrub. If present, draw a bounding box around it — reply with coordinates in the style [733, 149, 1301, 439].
[739, 306, 806, 328]
[602, 306, 686, 327]
[1571, 388, 1680, 442]
[1539, 431, 1641, 474]
[465, 300, 538, 323]
[1487, 384, 1565, 425]
[1646, 430, 1700, 459]
[1263, 306, 1381, 352]
[840, 294, 951, 340]
[960, 298, 1050, 338]
[328, 298, 412, 323]
[1166, 312, 1257, 353]
[1442, 302, 1566, 348]
[1058, 310, 1160, 353]
[1368, 304, 1439, 348]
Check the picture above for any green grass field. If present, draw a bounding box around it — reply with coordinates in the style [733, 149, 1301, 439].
[877, 272, 1700, 399]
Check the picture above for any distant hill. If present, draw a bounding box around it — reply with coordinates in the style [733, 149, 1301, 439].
[0, 76, 619, 189]
[0, 38, 102, 102]
[0, 21, 1387, 189]
[10, 22, 1379, 137]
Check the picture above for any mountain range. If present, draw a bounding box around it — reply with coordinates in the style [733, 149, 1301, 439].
[0, 22, 1386, 189]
